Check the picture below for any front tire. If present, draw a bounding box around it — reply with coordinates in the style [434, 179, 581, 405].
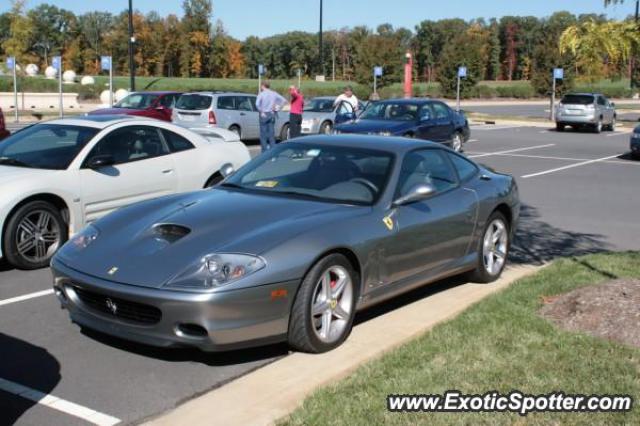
[556, 123, 565, 132]
[319, 121, 332, 135]
[593, 119, 603, 134]
[3, 201, 67, 270]
[288, 254, 358, 353]
[451, 132, 463, 152]
[467, 211, 510, 284]
[280, 123, 290, 141]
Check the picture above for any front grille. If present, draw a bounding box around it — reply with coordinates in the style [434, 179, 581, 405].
[73, 286, 162, 325]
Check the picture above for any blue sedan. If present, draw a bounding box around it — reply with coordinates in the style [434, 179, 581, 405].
[334, 99, 470, 152]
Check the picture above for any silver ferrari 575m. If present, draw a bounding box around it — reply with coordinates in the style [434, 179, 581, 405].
[52, 135, 519, 353]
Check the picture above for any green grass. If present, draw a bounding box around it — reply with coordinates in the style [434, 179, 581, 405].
[281, 252, 640, 426]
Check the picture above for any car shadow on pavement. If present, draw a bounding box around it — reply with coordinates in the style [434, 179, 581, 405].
[510, 203, 611, 265]
[0, 333, 61, 425]
[0, 258, 14, 272]
[79, 327, 289, 367]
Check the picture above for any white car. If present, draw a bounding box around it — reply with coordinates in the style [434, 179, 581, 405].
[0, 115, 251, 270]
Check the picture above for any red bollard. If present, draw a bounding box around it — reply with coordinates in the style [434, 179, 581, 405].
[404, 52, 413, 99]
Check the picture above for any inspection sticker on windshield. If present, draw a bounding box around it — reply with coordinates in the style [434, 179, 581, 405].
[255, 180, 279, 188]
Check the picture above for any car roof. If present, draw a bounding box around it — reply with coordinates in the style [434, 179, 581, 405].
[182, 91, 255, 97]
[131, 91, 182, 96]
[290, 134, 444, 154]
[40, 114, 152, 129]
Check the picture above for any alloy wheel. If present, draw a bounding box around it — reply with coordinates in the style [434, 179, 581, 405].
[310, 265, 354, 344]
[452, 133, 462, 152]
[482, 219, 508, 276]
[15, 209, 61, 264]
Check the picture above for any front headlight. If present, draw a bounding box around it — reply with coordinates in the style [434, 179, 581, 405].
[379, 131, 392, 136]
[69, 224, 100, 250]
[164, 253, 266, 291]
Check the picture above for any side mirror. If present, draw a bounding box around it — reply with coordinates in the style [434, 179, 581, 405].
[87, 154, 115, 169]
[392, 183, 437, 207]
[155, 105, 167, 111]
[219, 163, 235, 178]
[610, 102, 616, 107]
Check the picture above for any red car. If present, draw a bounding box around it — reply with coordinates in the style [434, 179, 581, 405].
[0, 107, 9, 140]
[88, 91, 182, 122]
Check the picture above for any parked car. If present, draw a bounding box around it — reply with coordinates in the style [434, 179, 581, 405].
[555, 93, 616, 133]
[0, 115, 250, 270]
[52, 135, 519, 353]
[88, 91, 182, 122]
[0, 107, 9, 141]
[334, 99, 470, 152]
[630, 125, 640, 160]
[300, 96, 367, 136]
[172, 92, 289, 141]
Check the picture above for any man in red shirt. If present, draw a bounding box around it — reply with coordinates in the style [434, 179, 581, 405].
[289, 86, 304, 139]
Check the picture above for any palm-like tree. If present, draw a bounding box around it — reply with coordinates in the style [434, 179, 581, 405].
[560, 19, 640, 82]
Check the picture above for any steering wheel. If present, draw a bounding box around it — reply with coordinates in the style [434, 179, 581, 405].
[350, 178, 379, 195]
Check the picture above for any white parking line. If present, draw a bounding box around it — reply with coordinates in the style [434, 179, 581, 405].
[0, 289, 53, 307]
[606, 131, 629, 137]
[0, 378, 120, 425]
[522, 154, 620, 179]
[468, 144, 555, 159]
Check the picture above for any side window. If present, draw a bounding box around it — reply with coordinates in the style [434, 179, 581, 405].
[419, 104, 434, 121]
[236, 96, 254, 112]
[396, 149, 458, 197]
[217, 96, 235, 110]
[597, 96, 606, 106]
[431, 103, 450, 120]
[87, 126, 168, 166]
[160, 95, 176, 108]
[162, 129, 195, 153]
[447, 153, 478, 182]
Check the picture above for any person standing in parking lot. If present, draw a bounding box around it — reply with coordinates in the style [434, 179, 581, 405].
[256, 82, 287, 152]
[333, 86, 359, 112]
[289, 86, 304, 139]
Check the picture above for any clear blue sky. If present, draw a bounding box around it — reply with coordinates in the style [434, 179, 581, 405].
[2, 0, 633, 39]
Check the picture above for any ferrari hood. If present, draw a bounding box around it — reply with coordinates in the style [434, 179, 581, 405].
[58, 189, 366, 288]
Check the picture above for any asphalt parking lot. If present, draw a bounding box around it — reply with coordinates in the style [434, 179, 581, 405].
[1, 124, 639, 425]
[467, 104, 640, 122]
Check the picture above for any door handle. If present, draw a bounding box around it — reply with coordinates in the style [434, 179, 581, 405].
[162, 169, 174, 174]
[240, 112, 246, 116]
[480, 174, 492, 181]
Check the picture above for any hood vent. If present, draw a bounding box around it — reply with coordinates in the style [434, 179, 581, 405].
[152, 223, 191, 244]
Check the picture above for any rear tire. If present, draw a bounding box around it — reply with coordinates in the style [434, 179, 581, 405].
[451, 132, 463, 152]
[288, 254, 358, 353]
[556, 123, 565, 132]
[3, 201, 67, 270]
[228, 125, 241, 139]
[593, 119, 603, 134]
[605, 116, 616, 132]
[466, 211, 510, 284]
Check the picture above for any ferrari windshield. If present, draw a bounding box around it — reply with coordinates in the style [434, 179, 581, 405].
[114, 93, 160, 109]
[222, 143, 394, 205]
[0, 124, 99, 170]
[360, 102, 419, 121]
[304, 98, 335, 113]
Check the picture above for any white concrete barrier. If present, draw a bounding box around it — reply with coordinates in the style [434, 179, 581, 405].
[0, 92, 81, 110]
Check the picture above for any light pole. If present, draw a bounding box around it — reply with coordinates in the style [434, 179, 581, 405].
[128, 0, 136, 91]
[319, 0, 323, 77]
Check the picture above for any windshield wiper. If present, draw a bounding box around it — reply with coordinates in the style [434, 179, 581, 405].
[0, 157, 32, 168]
[219, 182, 244, 189]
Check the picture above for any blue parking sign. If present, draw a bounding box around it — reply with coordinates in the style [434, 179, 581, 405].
[101, 56, 112, 71]
[553, 68, 564, 80]
[6, 57, 15, 70]
[374, 66, 383, 77]
[52, 56, 62, 71]
[458, 66, 467, 78]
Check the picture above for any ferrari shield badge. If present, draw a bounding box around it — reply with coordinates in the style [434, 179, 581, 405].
[383, 215, 394, 231]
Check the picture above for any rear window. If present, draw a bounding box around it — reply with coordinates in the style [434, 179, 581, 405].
[176, 94, 213, 110]
[217, 96, 236, 110]
[561, 95, 595, 105]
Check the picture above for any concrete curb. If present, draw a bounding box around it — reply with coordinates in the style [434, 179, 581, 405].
[145, 264, 543, 426]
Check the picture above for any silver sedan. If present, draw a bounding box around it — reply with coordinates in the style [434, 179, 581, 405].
[52, 135, 519, 353]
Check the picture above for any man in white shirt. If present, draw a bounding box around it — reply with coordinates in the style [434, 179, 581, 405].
[333, 86, 359, 112]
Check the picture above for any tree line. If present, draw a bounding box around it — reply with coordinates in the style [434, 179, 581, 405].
[1, 0, 638, 96]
